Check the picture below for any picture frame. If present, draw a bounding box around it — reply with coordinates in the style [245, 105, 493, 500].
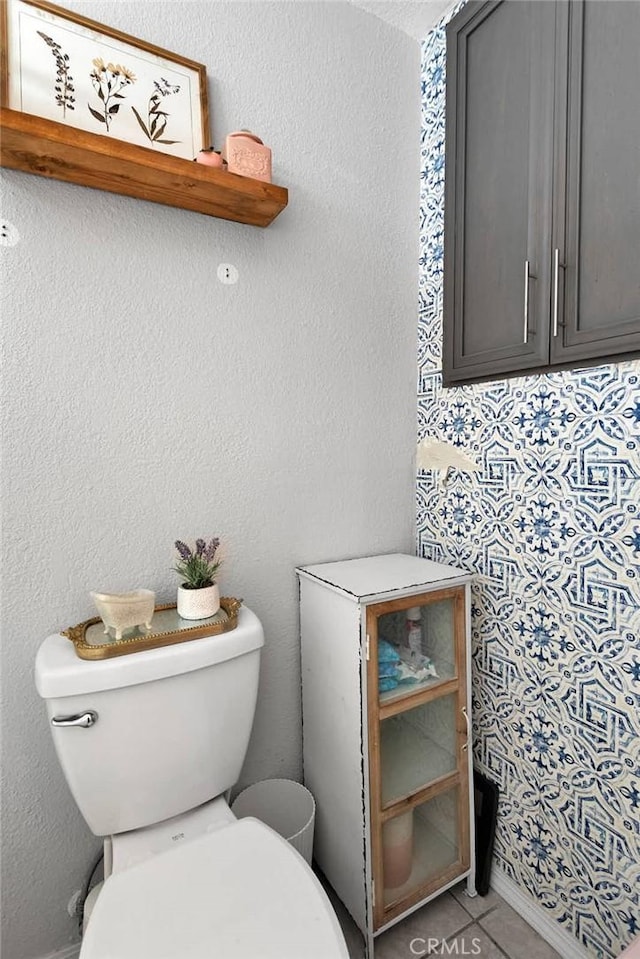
[0, 0, 211, 160]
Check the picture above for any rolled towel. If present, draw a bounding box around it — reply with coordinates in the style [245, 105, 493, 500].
[378, 638, 400, 664]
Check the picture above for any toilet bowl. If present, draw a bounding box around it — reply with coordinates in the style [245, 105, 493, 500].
[81, 818, 347, 959]
[35, 606, 348, 958]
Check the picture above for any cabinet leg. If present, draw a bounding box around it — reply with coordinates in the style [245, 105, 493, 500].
[366, 927, 375, 958]
[466, 873, 478, 898]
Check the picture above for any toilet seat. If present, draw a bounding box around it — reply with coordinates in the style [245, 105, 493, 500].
[80, 817, 349, 959]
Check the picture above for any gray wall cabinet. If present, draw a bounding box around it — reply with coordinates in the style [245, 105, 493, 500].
[443, 0, 640, 386]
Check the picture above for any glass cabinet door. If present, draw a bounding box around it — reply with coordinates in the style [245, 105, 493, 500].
[380, 695, 458, 806]
[381, 787, 464, 911]
[375, 592, 459, 706]
[367, 586, 470, 931]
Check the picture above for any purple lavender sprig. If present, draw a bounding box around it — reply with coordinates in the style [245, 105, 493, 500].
[173, 537, 222, 589]
[204, 537, 220, 561]
[175, 540, 192, 560]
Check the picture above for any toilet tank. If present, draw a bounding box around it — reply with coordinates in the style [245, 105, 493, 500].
[35, 606, 264, 837]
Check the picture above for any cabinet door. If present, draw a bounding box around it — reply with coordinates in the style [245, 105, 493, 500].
[366, 588, 471, 930]
[551, 0, 640, 364]
[443, 1, 556, 385]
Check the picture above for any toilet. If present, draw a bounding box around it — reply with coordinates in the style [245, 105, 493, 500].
[35, 605, 348, 958]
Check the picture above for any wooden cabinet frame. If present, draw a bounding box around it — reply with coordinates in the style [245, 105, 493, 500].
[366, 587, 470, 930]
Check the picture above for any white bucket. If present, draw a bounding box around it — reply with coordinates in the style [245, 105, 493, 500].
[231, 779, 316, 865]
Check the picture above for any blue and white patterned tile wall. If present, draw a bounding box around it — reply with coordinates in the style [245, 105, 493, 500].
[418, 13, 640, 959]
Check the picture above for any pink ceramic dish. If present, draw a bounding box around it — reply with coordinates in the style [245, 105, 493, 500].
[195, 149, 226, 169]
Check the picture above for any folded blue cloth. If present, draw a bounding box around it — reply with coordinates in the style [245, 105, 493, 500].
[378, 639, 400, 664]
[378, 676, 399, 692]
[378, 661, 399, 678]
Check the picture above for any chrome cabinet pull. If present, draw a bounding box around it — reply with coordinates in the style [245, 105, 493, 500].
[553, 248, 566, 337]
[524, 260, 530, 344]
[461, 706, 470, 752]
[51, 710, 98, 728]
[523, 261, 537, 345]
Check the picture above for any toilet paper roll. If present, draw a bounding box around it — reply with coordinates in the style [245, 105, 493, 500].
[382, 809, 414, 889]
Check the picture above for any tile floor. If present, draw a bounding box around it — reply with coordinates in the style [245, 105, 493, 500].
[325, 880, 562, 959]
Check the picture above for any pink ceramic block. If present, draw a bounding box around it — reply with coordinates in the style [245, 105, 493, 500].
[224, 131, 272, 182]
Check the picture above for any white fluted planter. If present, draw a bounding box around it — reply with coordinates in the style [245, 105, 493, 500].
[176, 583, 220, 620]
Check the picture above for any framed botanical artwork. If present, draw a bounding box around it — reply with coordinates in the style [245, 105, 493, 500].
[0, 0, 211, 160]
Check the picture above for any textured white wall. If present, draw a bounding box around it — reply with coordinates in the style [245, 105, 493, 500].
[0, 3, 418, 957]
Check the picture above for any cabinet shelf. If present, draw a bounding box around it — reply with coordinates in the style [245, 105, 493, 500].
[0, 108, 288, 227]
[381, 718, 456, 806]
[379, 671, 457, 713]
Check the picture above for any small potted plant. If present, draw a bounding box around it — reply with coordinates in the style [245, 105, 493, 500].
[173, 537, 222, 620]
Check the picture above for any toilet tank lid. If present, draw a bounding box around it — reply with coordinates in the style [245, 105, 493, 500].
[35, 605, 264, 699]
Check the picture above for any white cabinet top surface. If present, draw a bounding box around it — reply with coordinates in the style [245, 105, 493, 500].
[297, 553, 470, 602]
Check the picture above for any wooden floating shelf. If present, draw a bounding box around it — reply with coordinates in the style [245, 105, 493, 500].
[0, 108, 288, 227]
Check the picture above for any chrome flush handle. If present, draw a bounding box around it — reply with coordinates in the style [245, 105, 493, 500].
[524, 260, 529, 345]
[51, 710, 98, 728]
[523, 260, 537, 345]
[553, 248, 566, 337]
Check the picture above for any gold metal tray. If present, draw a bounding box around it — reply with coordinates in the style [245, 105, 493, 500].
[62, 597, 243, 661]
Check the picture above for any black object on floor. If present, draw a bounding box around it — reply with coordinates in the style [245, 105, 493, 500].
[474, 769, 499, 896]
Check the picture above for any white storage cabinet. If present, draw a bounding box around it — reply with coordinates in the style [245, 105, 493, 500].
[297, 553, 476, 956]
